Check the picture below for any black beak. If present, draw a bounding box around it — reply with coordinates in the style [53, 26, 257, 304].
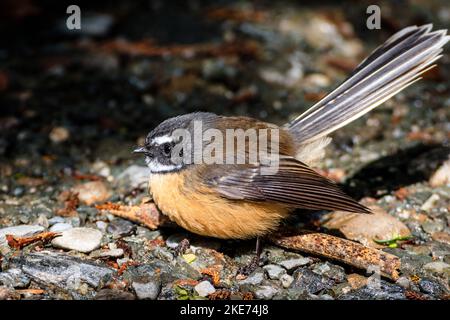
[133, 146, 147, 154]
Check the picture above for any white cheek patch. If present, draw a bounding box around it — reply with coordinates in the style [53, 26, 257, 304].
[145, 156, 181, 173]
[152, 135, 173, 145]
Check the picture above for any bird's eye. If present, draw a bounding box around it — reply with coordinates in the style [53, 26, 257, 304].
[162, 143, 172, 156]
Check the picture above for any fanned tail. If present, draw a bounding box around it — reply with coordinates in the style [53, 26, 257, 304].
[287, 24, 449, 146]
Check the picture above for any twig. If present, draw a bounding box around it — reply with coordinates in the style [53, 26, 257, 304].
[6, 232, 60, 250]
[95, 202, 171, 230]
[269, 230, 401, 280]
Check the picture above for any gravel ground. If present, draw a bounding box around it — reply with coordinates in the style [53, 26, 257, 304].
[0, 1, 449, 300]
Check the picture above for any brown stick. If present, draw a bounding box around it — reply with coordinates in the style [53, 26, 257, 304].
[269, 230, 401, 280]
[95, 202, 172, 230]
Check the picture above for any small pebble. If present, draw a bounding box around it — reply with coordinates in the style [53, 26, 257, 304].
[48, 217, 65, 226]
[51, 227, 103, 253]
[49, 126, 69, 143]
[132, 280, 161, 300]
[194, 280, 215, 297]
[71, 181, 111, 205]
[254, 285, 277, 300]
[90, 248, 124, 258]
[238, 272, 264, 285]
[278, 258, 311, 271]
[280, 274, 294, 288]
[263, 264, 286, 280]
[49, 223, 72, 232]
[424, 261, 450, 276]
[107, 218, 136, 238]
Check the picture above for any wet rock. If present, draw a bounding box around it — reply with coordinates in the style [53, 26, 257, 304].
[238, 271, 264, 286]
[194, 280, 215, 297]
[71, 181, 111, 206]
[254, 285, 277, 300]
[95, 289, 135, 300]
[116, 165, 150, 190]
[51, 227, 103, 253]
[49, 223, 73, 232]
[324, 205, 411, 248]
[132, 279, 161, 300]
[278, 257, 311, 271]
[423, 261, 450, 276]
[90, 248, 124, 259]
[418, 278, 448, 296]
[291, 268, 335, 294]
[8, 251, 114, 295]
[280, 274, 294, 288]
[339, 281, 406, 300]
[263, 264, 286, 280]
[0, 268, 30, 288]
[107, 218, 136, 238]
[0, 225, 45, 245]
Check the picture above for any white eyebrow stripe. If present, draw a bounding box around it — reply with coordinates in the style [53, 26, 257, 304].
[152, 135, 173, 145]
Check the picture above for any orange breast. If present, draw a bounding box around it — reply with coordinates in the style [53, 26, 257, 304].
[149, 170, 290, 239]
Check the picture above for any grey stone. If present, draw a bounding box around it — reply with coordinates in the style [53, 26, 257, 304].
[49, 223, 72, 232]
[424, 261, 450, 276]
[278, 258, 311, 271]
[291, 268, 335, 294]
[0, 225, 45, 245]
[418, 279, 447, 296]
[132, 279, 161, 300]
[395, 276, 411, 289]
[312, 262, 346, 282]
[9, 251, 114, 292]
[238, 272, 264, 285]
[116, 165, 150, 189]
[51, 227, 103, 253]
[194, 280, 216, 297]
[338, 281, 406, 300]
[48, 217, 65, 226]
[254, 285, 277, 300]
[422, 220, 444, 234]
[0, 268, 30, 288]
[263, 264, 286, 280]
[107, 219, 136, 238]
[90, 248, 124, 259]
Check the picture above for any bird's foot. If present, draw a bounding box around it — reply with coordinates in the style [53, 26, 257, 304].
[237, 255, 261, 277]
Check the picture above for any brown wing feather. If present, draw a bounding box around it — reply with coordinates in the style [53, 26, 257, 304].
[207, 157, 370, 214]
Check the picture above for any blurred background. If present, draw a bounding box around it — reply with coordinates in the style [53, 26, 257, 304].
[0, 0, 449, 217]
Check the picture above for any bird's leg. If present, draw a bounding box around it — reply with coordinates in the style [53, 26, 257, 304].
[175, 238, 190, 255]
[237, 237, 263, 276]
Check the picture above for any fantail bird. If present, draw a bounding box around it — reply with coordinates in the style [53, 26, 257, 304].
[134, 25, 449, 256]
